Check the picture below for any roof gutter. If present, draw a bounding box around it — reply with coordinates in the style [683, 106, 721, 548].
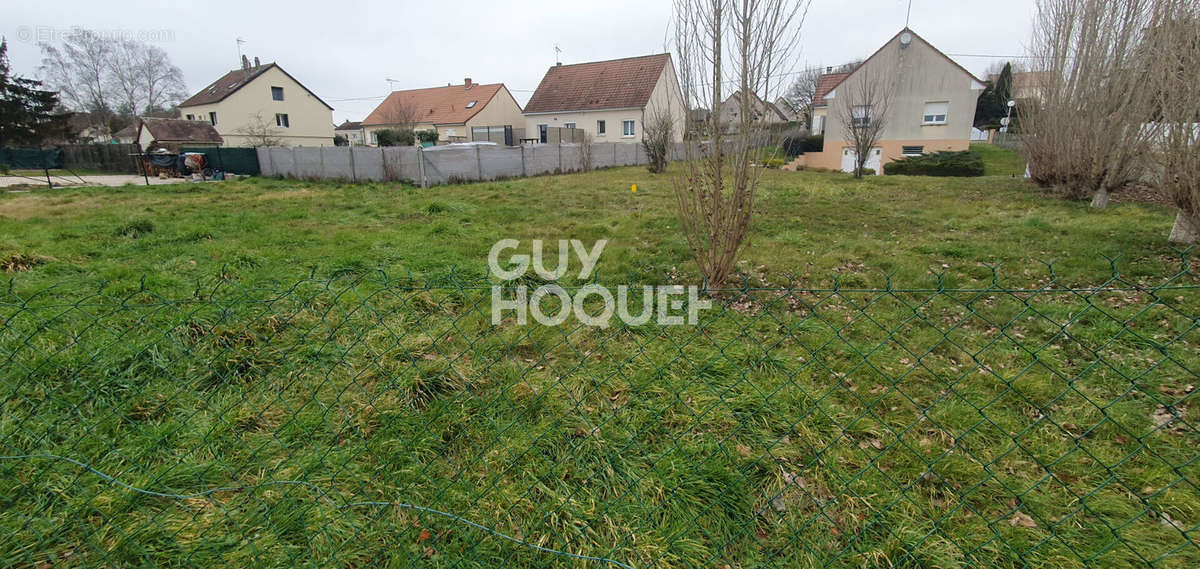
[522, 106, 643, 116]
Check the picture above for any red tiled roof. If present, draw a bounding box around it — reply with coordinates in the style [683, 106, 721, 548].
[523, 54, 671, 114]
[362, 83, 508, 127]
[812, 72, 850, 107]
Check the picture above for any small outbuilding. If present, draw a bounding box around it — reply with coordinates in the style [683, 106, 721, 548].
[136, 118, 224, 150]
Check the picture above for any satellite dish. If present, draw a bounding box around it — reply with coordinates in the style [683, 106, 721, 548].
[899, 32, 913, 47]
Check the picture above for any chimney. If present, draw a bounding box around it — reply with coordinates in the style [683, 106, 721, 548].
[242, 55, 250, 70]
[826, 66, 832, 73]
[253, 56, 261, 67]
[464, 77, 473, 89]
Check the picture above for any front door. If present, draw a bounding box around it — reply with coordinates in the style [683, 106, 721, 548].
[538, 124, 548, 144]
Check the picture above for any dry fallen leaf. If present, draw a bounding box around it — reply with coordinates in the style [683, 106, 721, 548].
[1011, 511, 1037, 529]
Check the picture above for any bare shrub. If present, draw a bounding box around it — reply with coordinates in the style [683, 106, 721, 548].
[671, 0, 810, 287]
[643, 110, 673, 174]
[1021, 0, 1157, 208]
[234, 113, 283, 147]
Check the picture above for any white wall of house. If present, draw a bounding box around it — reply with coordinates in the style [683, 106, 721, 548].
[179, 66, 334, 147]
[821, 34, 982, 147]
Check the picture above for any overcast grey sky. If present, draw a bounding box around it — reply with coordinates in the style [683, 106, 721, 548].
[2, 0, 1038, 123]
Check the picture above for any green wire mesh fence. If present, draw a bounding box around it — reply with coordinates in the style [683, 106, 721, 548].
[1, 258, 1197, 568]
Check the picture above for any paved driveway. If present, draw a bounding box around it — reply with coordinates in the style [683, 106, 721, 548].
[0, 174, 192, 189]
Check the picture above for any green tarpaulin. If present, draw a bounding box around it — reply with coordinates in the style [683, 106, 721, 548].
[0, 148, 64, 170]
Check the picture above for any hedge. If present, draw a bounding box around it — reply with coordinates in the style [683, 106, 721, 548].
[885, 150, 985, 177]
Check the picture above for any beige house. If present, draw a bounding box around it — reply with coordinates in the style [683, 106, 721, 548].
[806, 28, 985, 173]
[362, 79, 524, 144]
[717, 90, 790, 129]
[522, 54, 687, 143]
[335, 121, 366, 145]
[178, 60, 335, 147]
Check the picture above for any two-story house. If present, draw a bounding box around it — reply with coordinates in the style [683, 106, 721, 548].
[806, 29, 985, 173]
[522, 54, 687, 143]
[178, 58, 335, 147]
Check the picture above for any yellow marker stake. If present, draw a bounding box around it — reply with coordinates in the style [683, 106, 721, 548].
[631, 184, 637, 193]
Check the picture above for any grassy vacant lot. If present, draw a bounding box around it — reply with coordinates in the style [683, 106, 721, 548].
[972, 143, 1027, 177]
[1, 160, 1197, 568]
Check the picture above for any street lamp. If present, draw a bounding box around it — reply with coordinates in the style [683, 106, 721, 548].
[1002, 100, 1016, 133]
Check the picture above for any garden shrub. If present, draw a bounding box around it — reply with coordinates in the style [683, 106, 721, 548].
[375, 129, 414, 147]
[885, 150, 985, 177]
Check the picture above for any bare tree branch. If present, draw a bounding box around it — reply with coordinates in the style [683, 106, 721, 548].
[833, 66, 893, 178]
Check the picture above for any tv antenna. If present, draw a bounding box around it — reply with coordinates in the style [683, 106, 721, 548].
[905, 0, 913, 27]
[236, 37, 246, 65]
[554, 44, 562, 65]
[385, 78, 400, 91]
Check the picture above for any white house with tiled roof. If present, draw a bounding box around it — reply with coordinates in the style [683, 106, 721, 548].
[522, 54, 687, 143]
[179, 59, 334, 147]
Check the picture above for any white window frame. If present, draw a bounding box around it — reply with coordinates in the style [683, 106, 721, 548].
[208, 112, 217, 126]
[922, 101, 949, 125]
[275, 113, 290, 128]
[851, 105, 871, 128]
[622, 119, 635, 137]
[565, 122, 576, 129]
[596, 120, 606, 136]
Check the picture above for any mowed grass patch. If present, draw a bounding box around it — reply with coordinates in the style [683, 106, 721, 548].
[0, 167, 1196, 568]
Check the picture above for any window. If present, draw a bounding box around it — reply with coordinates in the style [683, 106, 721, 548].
[902, 145, 924, 156]
[538, 124, 548, 143]
[922, 102, 948, 124]
[275, 113, 290, 128]
[371, 131, 378, 144]
[622, 119, 635, 137]
[851, 105, 871, 127]
[271, 86, 284, 101]
[465, 100, 477, 109]
[185, 114, 194, 121]
[597, 120, 606, 135]
[208, 112, 217, 126]
[565, 122, 576, 129]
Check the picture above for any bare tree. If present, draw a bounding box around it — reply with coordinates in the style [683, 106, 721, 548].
[39, 29, 114, 133]
[672, 0, 810, 287]
[378, 98, 420, 131]
[1145, 0, 1200, 243]
[133, 43, 188, 113]
[234, 113, 284, 147]
[1021, 0, 1158, 208]
[833, 66, 893, 178]
[40, 30, 188, 135]
[642, 109, 674, 173]
[781, 65, 822, 124]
